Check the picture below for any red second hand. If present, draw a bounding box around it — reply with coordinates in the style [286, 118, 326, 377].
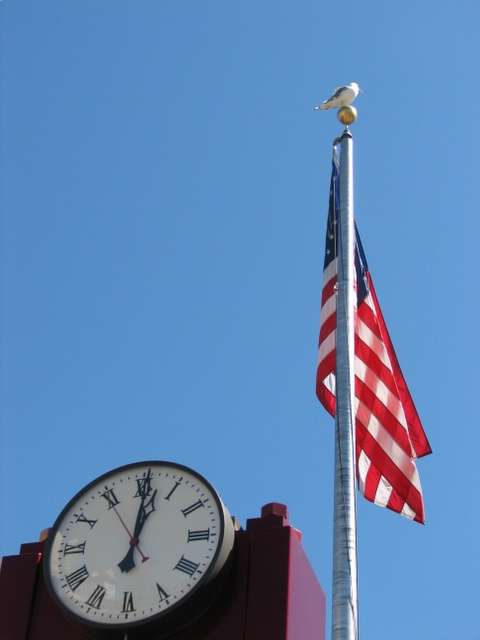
[108, 499, 149, 563]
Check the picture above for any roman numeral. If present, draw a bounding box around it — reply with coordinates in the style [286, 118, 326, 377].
[101, 487, 120, 509]
[174, 555, 200, 577]
[63, 542, 86, 556]
[65, 565, 89, 592]
[187, 529, 210, 542]
[134, 469, 153, 498]
[164, 480, 181, 501]
[122, 591, 135, 613]
[74, 513, 97, 529]
[86, 584, 106, 610]
[156, 583, 170, 602]
[181, 499, 204, 517]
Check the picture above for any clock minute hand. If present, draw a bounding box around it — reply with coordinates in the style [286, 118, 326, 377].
[106, 500, 150, 568]
[118, 489, 157, 573]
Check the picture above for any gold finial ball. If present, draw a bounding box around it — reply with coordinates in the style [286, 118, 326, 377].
[337, 105, 357, 126]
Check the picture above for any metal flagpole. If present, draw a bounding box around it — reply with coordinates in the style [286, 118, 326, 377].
[331, 109, 359, 640]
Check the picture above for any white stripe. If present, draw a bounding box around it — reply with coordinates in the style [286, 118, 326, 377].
[374, 476, 393, 508]
[318, 329, 336, 365]
[322, 257, 337, 285]
[318, 373, 336, 396]
[357, 450, 370, 495]
[356, 315, 391, 370]
[401, 503, 416, 520]
[323, 373, 336, 396]
[320, 292, 337, 325]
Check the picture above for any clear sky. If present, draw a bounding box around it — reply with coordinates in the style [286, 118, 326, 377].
[1, 3, 479, 639]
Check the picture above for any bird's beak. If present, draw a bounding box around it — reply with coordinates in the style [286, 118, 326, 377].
[358, 87, 363, 93]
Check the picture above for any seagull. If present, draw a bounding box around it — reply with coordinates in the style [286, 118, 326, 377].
[314, 83, 362, 110]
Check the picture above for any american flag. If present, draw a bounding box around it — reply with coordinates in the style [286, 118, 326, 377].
[316, 149, 432, 524]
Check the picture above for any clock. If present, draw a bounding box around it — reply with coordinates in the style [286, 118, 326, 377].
[43, 461, 236, 639]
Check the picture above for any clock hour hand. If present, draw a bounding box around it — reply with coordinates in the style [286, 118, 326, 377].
[118, 489, 157, 573]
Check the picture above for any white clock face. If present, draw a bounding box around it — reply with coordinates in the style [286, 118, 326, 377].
[44, 462, 235, 632]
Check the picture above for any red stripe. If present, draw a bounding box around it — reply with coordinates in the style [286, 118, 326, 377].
[321, 276, 337, 306]
[360, 456, 381, 504]
[357, 297, 382, 340]
[317, 350, 336, 393]
[316, 382, 335, 417]
[319, 309, 336, 346]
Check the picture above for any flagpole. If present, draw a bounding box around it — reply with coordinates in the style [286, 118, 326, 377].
[332, 108, 358, 640]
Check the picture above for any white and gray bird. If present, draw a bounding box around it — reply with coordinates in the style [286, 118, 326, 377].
[314, 82, 362, 111]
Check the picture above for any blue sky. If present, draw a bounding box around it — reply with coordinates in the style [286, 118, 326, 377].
[1, 2, 479, 639]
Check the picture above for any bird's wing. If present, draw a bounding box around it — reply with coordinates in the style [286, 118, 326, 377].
[329, 85, 348, 99]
